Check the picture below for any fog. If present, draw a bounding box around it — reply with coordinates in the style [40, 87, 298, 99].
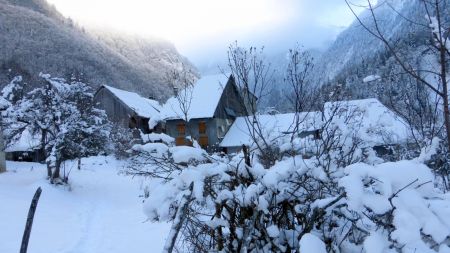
[47, 0, 369, 72]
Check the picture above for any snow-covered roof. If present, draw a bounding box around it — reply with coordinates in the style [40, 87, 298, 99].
[221, 98, 412, 149]
[4, 128, 40, 152]
[323, 98, 412, 146]
[220, 112, 322, 148]
[160, 74, 230, 120]
[102, 85, 161, 118]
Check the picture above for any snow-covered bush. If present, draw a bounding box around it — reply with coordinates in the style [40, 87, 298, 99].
[127, 97, 450, 252]
[136, 140, 450, 252]
[109, 124, 138, 159]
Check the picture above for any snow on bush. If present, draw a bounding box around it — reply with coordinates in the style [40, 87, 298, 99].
[141, 133, 175, 144]
[363, 75, 381, 83]
[128, 101, 449, 252]
[299, 233, 327, 253]
[169, 146, 207, 164]
[139, 150, 450, 252]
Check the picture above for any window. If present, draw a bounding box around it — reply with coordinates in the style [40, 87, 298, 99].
[129, 117, 137, 129]
[176, 123, 186, 136]
[199, 121, 207, 134]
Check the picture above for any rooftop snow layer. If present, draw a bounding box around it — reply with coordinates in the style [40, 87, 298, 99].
[220, 112, 322, 147]
[221, 98, 412, 148]
[323, 98, 412, 146]
[103, 85, 161, 118]
[160, 74, 230, 120]
[4, 128, 40, 152]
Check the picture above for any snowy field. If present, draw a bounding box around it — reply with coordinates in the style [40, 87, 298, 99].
[0, 156, 170, 253]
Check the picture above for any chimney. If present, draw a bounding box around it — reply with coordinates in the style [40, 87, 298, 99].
[173, 87, 179, 96]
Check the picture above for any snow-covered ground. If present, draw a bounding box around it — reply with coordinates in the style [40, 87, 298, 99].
[0, 156, 170, 253]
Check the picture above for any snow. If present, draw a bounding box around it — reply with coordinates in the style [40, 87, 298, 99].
[0, 156, 170, 253]
[4, 127, 40, 152]
[363, 232, 389, 253]
[221, 98, 412, 150]
[133, 142, 169, 157]
[169, 146, 207, 163]
[160, 74, 230, 121]
[141, 132, 175, 144]
[324, 98, 412, 146]
[340, 160, 450, 251]
[299, 233, 327, 253]
[363, 74, 381, 83]
[220, 112, 322, 148]
[103, 85, 161, 119]
[266, 225, 280, 238]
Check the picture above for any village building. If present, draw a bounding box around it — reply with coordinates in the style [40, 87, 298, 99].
[160, 74, 251, 151]
[94, 85, 162, 134]
[220, 112, 322, 154]
[4, 128, 44, 162]
[220, 98, 413, 157]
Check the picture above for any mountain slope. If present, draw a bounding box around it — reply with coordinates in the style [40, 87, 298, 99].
[0, 0, 196, 100]
[311, 0, 431, 88]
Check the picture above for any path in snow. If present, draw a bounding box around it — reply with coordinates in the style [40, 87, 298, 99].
[0, 156, 170, 253]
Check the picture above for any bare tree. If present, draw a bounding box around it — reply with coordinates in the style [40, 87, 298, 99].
[165, 64, 197, 145]
[345, 0, 450, 149]
[226, 43, 280, 166]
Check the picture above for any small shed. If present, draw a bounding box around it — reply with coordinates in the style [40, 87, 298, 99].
[94, 85, 162, 134]
[4, 128, 44, 162]
[160, 74, 250, 152]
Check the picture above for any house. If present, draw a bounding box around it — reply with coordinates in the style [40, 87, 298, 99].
[4, 128, 45, 162]
[94, 85, 162, 134]
[220, 112, 322, 154]
[220, 98, 413, 156]
[160, 74, 250, 151]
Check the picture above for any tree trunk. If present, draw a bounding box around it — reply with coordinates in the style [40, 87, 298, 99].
[439, 39, 450, 150]
[41, 130, 51, 178]
[51, 159, 61, 181]
[20, 187, 42, 253]
[242, 145, 251, 167]
[0, 130, 6, 173]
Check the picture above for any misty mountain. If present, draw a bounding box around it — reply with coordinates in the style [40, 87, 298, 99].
[310, 0, 445, 96]
[0, 0, 196, 100]
[260, 0, 450, 111]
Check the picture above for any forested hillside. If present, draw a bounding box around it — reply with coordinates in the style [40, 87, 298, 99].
[261, 0, 449, 112]
[0, 0, 196, 100]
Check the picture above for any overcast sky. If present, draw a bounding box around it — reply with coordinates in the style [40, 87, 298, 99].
[47, 0, 368, 68]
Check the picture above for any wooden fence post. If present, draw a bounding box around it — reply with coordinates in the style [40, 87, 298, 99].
[20, 187, 42, 253]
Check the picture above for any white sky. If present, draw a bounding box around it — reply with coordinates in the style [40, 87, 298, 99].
[46, 0, 369, 68]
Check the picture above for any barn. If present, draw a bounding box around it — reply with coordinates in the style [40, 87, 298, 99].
[94, 85, 162, 134]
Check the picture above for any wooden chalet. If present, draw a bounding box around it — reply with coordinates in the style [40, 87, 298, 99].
[160, 74, 251, 152]
[94, 85, 162, 134]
